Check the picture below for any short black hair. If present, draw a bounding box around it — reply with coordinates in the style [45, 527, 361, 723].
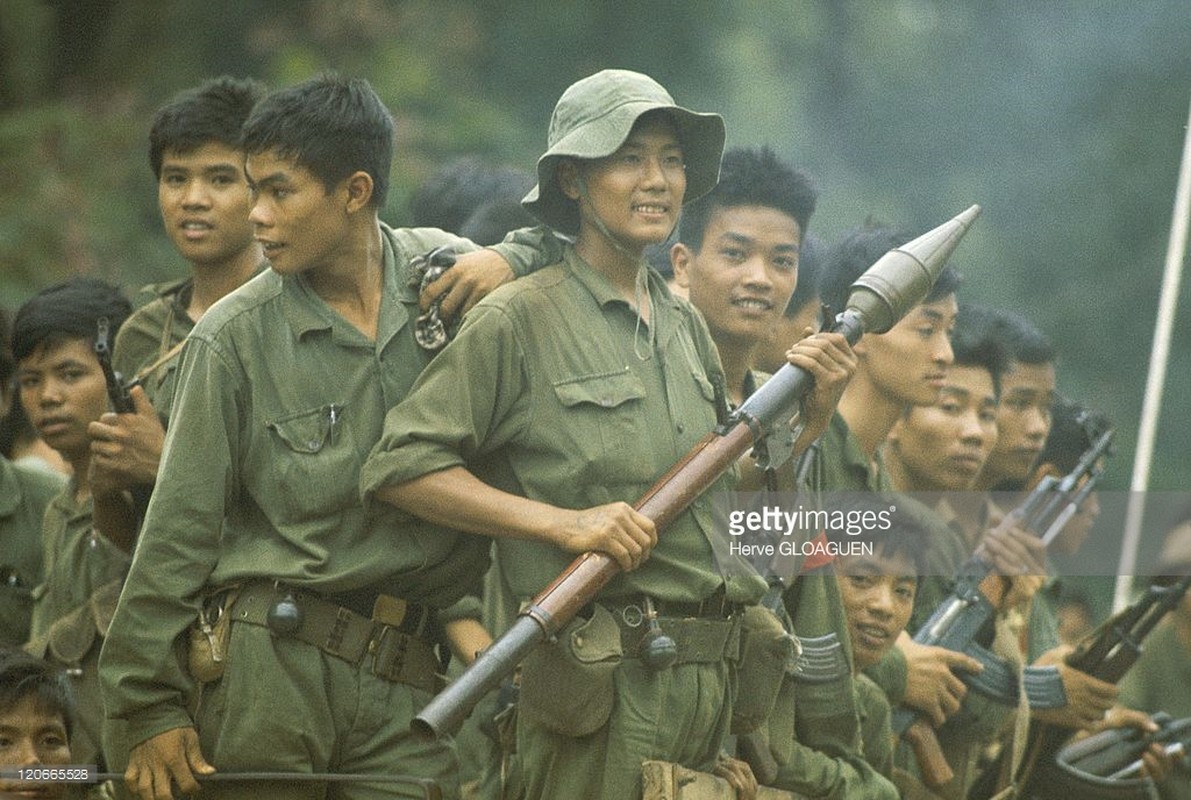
[410, 157, 535, 234]
[977, 306, 1055, 366]
[952, 303, 1010, 398]
[149, 75, 266, 180]
[0, 647, 76, 741]
[241, 73, 395, 208]
[1038, 395, 1112, 475]
[12, 277, 131, 363]
[678, 146, 817, 252]
[817, 221, 961, 316]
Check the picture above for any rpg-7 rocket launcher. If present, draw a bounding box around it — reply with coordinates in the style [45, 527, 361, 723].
[413, 205, 983, 739]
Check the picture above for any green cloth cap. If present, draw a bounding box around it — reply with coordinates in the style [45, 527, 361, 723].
[522, 69, 725, 236]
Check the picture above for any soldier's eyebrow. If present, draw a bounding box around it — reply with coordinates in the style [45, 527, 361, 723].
[204, 163, 242, 177]
[716, 231, 799, 254]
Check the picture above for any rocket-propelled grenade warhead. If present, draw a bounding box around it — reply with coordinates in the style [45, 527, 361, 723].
[846, 204, 981, 334]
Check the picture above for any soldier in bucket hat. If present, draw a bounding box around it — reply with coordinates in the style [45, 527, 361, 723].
[363, 69, 855, 799]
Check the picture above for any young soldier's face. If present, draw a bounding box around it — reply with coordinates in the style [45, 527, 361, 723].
[0, 694, 72, 799]
[836, 548, 917, 671]
[17, 338, 110, 461]
[246, 149, 352, 278]
[670, 205, 801, 351]
[887, 364, 998, 491]
[158, 142, 256, 269]
[573, 116, 687, 251]
[855, 295, 957, 407]
[980, 360, 1055, 487]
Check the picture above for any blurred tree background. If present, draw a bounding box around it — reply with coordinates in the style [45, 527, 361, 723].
[1, 0, 1189, 569]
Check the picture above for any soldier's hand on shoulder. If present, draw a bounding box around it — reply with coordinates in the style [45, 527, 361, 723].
[420, 248, 514, 319]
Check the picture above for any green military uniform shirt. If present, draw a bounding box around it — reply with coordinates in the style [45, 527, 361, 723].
[100, 223, 558, 750]
[26, 482, 131, 768]
[362, 247, 765, 800]
[112, 277, 196, 422]
[362, 246, 766, 606]
[0, 457, 65, 646]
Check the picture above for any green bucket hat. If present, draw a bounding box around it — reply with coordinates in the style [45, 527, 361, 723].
[522, 69, 726, 236]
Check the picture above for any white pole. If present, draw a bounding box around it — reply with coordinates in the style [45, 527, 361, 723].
[1112, 96, 1191, 613]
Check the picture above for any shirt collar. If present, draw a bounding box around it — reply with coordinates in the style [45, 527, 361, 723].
[280, 229, 405, 343]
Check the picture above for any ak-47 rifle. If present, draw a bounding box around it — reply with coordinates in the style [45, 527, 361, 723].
[412, 204, 982, 739]
[95, 317, 135, 413]
[94, 317, 152, 519]
[969, 573, 1191, 799]
[890, 425, 1115, 787]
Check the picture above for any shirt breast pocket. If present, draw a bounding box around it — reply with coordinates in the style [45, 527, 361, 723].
[264, 404, 358, 519]
[551, 370, 653, 485]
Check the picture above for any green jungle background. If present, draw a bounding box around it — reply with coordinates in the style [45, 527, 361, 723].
[2, 1, 1189, 588]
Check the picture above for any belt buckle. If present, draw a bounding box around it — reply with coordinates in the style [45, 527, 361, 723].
[372, 594, 408, 628]
[371, 625, 409, 682]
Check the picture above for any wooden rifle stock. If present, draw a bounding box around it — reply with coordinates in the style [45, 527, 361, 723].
[904, 718, 955, 788]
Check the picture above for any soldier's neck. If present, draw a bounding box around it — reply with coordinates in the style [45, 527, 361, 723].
[187, 244, 263, 323]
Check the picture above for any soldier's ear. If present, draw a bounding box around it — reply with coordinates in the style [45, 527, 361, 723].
[344, 171, 374, 212]
[669, 243, 694, 289]
[558, 160, 583, 201]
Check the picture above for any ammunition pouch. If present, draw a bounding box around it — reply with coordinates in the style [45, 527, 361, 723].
[731, 604, 799, 734]
[229, 581, 443, 695]
[613, 606, 743, 667]
[519, 603, 623, 738]
[187, 587, 239, 683]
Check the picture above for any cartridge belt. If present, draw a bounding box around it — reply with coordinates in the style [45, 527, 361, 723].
[608, 601, 742, 665]
[231, 581, 442, 694]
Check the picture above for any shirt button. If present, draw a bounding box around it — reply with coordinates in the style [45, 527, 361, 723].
[677, 423, 685, 434]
